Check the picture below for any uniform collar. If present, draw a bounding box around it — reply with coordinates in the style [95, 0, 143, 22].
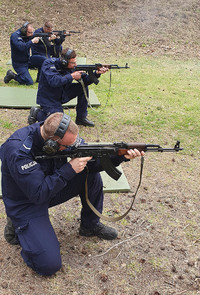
[32, 122, 45, 152]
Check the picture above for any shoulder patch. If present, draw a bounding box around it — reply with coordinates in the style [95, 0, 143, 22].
[17, 159, 39, 174]
[20, 136, 33, 154]
[21, 161, 38, 171]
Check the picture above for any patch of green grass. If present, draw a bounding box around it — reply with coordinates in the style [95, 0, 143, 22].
[0, 119, 14, 129]
[120, 218, 128, 226]
[148, 256, 170, 272]
[64, 211, 76, 222]
[48, 2, 54, 7]
[0, 55, 199, 154]
[0, 213, 6, 218]
[184, 219, 200, 243]
[127, 260, 143, 277]
[89, 56, 200, 153]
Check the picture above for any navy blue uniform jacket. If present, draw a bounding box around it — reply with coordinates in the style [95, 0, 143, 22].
[31, 27, 64, 58]
[36, 58, 99, 109]
[10, 29, 32, 64]
[0, 123, 127, 222]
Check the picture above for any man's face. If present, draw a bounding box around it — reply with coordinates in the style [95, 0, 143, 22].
[58, 132, 79, 151]
[26, 25, 34, 37]
[67, 58, 77, 69]
[43, 25, 53, 33]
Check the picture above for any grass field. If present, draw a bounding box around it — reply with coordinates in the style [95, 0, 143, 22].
[89, 56, 200, 154]
[0, 55, 200, 294]
[0, 55, 199, 154]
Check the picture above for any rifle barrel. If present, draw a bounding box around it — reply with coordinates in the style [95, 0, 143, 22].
[34, 141, 183, 160]
[74, 64, 129, 71]
[53, 30, 80, 35]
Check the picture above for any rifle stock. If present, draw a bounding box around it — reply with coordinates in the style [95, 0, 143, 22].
[35, 141, 183, 181]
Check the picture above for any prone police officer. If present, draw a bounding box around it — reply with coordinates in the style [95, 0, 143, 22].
[27, 48, 109, 127]
[0, 112, 144, 276]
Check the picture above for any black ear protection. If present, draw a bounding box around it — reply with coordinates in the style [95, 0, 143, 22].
[20, 21, 30, 36]
[42, 113, 71, 155]
[60, 48, 73, 67]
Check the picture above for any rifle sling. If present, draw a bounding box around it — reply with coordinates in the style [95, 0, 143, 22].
[85, 156, 144, 222]
[79, 72, 111, 113]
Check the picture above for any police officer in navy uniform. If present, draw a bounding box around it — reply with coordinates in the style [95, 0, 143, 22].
[31, 21, 65, 82]
[4, 22, 46, 85]
[27, 48, 109, 127]
[0, 112, 144, 276]
[31, 21, 66, 59]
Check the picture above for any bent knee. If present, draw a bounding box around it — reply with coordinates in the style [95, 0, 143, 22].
[36, 260, 61, 276]
[22, 250, 62, 276]
[34, 255, 62, 276]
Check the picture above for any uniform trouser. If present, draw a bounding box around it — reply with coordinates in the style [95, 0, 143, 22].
[37, 82, 89, 122]
[12, 62, 33, 85]
[12, 56, 46, 85]
[12, 169, 103, 276]
[29, 55, 46, 81]
[50, 44, 62, 58]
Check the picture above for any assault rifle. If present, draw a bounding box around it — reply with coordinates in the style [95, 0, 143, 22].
[35, 141, 183, 181]
[52, 30, 81, 37]
[74, 63, 130, 84]
[22, 30, 80, 40]
[22, 32, 52, 39]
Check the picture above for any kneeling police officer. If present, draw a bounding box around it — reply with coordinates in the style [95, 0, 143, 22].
[1, 112, 144, 276]
[28, 48, 109, 127]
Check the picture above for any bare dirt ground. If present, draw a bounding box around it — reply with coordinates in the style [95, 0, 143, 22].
[1, 0, 200, 60]
[0, 1, 200, 295]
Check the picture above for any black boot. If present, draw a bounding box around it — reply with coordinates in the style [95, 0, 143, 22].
[4, 217, 19, 245]
[75, 117, 95, 127]
[4, 70, 16, 83]
[27, 106, 40, 125]
[79, 222, 118, 240]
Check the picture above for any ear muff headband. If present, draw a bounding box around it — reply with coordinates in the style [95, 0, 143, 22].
[21, 21, 30, 36]
[61, 48, 73, 67]
[42, 114, 71, 155]
[54, 113, 71, 138]
[65, 49, 73, 61]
